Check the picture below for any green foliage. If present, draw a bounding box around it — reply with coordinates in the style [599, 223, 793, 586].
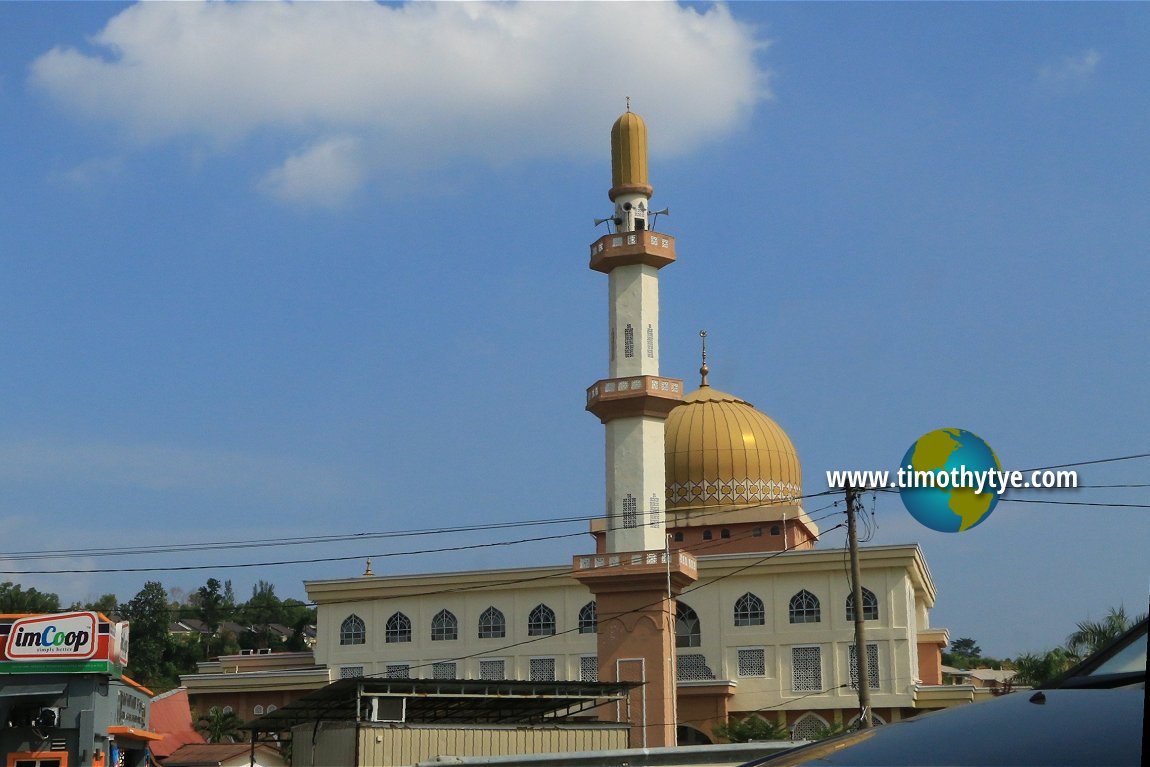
[1065, 606, 1146, 657]
[195, 706, 244, 744]
[712, 714, 790, 743]
[1010, 647, 1076, 687]
[0, 581, 61, 613]
[809, 721, 851, 741]
[122, 581, 174, 687]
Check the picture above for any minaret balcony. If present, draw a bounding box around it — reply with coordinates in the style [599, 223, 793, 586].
[573, 549, 698, 594]
[586, 375, 683, 423]
[589, 230, 676, 273]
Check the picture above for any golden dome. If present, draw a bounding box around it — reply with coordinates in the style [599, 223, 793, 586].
[664, 384, 802, 511]
[610, 110, 654, 201]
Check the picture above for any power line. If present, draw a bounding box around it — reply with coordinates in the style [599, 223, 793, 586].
[0, 490, 835, 567]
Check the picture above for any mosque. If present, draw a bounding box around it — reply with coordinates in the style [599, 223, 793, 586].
[299, 110, 954, 747]
[183, 111, 957, 749]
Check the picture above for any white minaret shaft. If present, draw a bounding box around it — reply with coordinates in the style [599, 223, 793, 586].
[585, 110, 681, 554]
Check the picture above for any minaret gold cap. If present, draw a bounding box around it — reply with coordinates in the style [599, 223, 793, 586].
[610, 106, 654, 201]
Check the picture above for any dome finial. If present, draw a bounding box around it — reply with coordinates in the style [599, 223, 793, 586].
[699, 329, 709, 387]
[626, 95, 631, 112]
[363, 558, 373, 577]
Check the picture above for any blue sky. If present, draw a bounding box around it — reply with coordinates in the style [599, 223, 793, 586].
[0, 1, 1146, 659]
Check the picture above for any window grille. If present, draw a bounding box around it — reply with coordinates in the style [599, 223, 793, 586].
[578, 601, 597, 634]
[624, 324, 634, 357]
[478, 606, 506, 639]
[734, 593, 765, 626]
[676, 602, 701, 648]
[580, 656, 598, 682]
[431, 609, 458, 641]
[432, 662, 456, 680]
[529, 657, 556, 681]
[676, 654, 715, 681]
[737, 648, 766, 677]
[385, 664, 410, 679]
[646, 325, 654, 358]
[849, 643, 880, 690]
[479, 659, 505, 681]
[528, 604, 556, 636]
[649, 494, 662, 527]
[339, 614, 366, 645]
[846, 588, 879, 622]
[791, 646, 822, 691]
[788, 590, 821, 623]
[791, 712, 829, 740]
[622, 494, 637, 528]
[385, 612, 412, 643]
[339, 666, 364, 679]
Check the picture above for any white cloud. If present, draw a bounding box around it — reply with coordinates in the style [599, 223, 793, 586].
[258, 134, 365, 206]
[1038, 49, 1101, 92]
[30, 1, 768, 204]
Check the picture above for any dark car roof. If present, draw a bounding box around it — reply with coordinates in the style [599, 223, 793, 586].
[740, 618, 1146, 767]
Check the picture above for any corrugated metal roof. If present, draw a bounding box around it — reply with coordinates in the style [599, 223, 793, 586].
[244, 678, 636, 733]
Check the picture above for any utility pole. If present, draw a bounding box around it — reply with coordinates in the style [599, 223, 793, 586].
[846, 483, 873, 728]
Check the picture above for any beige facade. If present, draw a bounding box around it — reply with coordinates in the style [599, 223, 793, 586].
[306, 543, 941, 741]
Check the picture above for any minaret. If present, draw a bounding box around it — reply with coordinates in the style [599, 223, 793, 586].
[585, 108, 680, 551]
[576, 108, 697, 750]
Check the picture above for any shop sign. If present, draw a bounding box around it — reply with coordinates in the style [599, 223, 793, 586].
[4, 611, 98, 660]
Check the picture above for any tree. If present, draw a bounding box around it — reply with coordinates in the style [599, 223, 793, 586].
[122, 581, 173, 686]
[949, 637, 981, 658]
[1066, 606, 1146, 658]
[69, 593, 121, 618]
[1011, 647, 1075, 687]
[195, 706, 243, 744]
[0, 581, 61, 613]
[194, 578, 227, 658]
[713, 714, 790, 743]
[242, 580, 283, 649]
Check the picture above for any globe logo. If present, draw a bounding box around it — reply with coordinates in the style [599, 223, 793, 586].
[899, 428, 1002, 532]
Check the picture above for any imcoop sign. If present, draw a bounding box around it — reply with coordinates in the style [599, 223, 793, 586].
[4, 611, 98, 660]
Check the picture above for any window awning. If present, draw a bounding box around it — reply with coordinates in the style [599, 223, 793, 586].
[108, 725, 164, 742]
[0, 683, 68, 698]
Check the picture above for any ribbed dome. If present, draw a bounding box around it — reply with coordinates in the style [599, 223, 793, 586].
[664, 385, 802, 510]
[610, 110, 653, 201]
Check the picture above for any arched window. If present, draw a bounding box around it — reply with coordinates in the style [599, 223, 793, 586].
[431, 609, 458, 641]
[339, 614, 366, 645]
[676, 602, 701, 648]
[253, 705, 264, 716]
[702, 529, 713, 541]
[578, 601, 597, 634]
[385, 612, 411, 643]
[734, 593, 765, 626]
[720, 528, 731, 539]
[528, 604, 556, 636]
[846, 588, 879, 621]
[791, 712, 830, 740]
[478, 606, 505, 639]
[788, 590, 821, 623]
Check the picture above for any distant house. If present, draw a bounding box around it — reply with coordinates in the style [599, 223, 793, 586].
[940, 665, 1017, 690]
